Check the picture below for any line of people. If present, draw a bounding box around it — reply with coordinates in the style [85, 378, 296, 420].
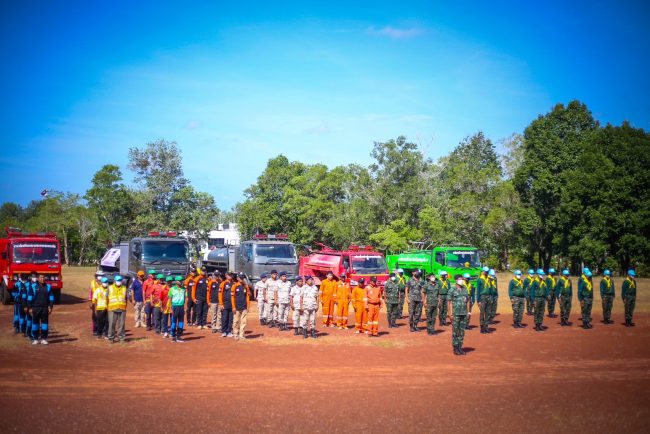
[11, 271, 55, 345]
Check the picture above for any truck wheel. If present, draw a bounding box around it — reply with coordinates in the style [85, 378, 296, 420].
[0, 283, 10, 305]
[53, 288, 62, 305]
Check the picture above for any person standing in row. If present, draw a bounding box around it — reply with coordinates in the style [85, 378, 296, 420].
[184, 269, 197, 327]
[232, 273, 251, 340]
[160, 276, 172, 338]
[91, 277, 109, 338]
[255, 273, 268, 325]
[169, 276, 186, 343]
[130, 271, 146, 328]
[477, 268, 491, 334]
[423, 273, 439, 335]
[207, 271, 223, 333]
[600, 269, 615, 324]
[290, 276, 304, 335]
[448, 278, 470, 356]
[578, 268, 594, 329]
[335, 274, 351, 329]
[320, 271, 337, 328]
[487, 269, 498, 323]
[152, 274, 164, 334]
[556, 269, 573, 326]
[384, 273, 400, 328]
[13, 274, 28, 335]
[622, 269, 637, 327]
[27, 272, 55, 345]
[107, 275, 127, 343]
[265, 270, 279, 328]
[545, 268, 558, 318]
[531, 269, 548, 331]
[300, 276, 319, 338]
[193, 269, 209, 329]
[352, 279, 367, 334]
[220, 273, 235, 337]
[464, 273, 475, 330]
[89, 271, 102, 336]
[276, 271, 292, 331]
[406, 271, 424, 332]
[396, 269, 407, 318]
[143, 270, 156, 331]
[365, 276, 383, 337]
[437, 271, 451, 326]
[524, 269, 535, 315]
[508, 270, 526, 328]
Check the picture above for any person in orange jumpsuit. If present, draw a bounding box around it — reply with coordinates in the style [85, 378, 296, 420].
[320, 271, 337, 327]
[365, 276, 383, 337]
[335, 273, 351, 329]
[351, 278, 367, 334]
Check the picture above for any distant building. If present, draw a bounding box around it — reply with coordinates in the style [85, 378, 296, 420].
[199, 223, 240, 260]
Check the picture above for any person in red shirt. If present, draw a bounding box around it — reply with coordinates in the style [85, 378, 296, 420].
[160, 276, 172, 338]
[142, 270, 156, 331]
[151, 274, 164, 334]
[184, 270, 197, 326]
[365, 276, 383, 337]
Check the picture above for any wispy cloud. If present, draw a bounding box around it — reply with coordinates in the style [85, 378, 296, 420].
[185, 119, 203, 130]
[303, 122, 332, 135]
[367, 25, 426, 40]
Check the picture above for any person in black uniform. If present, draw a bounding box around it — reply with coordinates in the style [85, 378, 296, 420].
[27, 272, 54, 345]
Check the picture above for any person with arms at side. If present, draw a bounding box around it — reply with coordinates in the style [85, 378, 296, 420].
[89, 271, 103, 336]
[143, 269, 156, 331]
[290, 276, 304, 335]
[437, 271, 452, 326]
[577, 268, 594, 329]
[160, 276, 172, 338]
[556, 269, 573, 326]
[464, 273, 475, 330]
[254, 273, 268, 325]
[365, 276, 383, 337]
[107, 275, 128, 343]
[320, 271, 337, 328]
[130, 270, 146, 328]
[384, 273, 400, 329]
[91, 277, 110, 339]
[276, 271, 292, 331]
[523, 269, 535, 316]
[300, 276, 320, 339]
[448, 278, 470, 356]
[335, 273, 351, 329]
[265, 270, 279, 328]
[423, 273, 439, 335]
[545, 268, 558, 318]
[169, 276, 186, 343]
[207, 271, 223, 334]
[531, 269, 549, 331]
[351, 279, 367, 334]
[232, 273, 252, 340]
[476, 267, 491, 334]
[151, 274, 164, 334]
[406, 271, 424, 332]
[192, 269, 209, 330]
[622, 269, 637, 327]
[27, 272, 54, 345]
[184, 269, 197, 327]
[600, 269, 615, 324]
[219, 273, 235, 337]
[508, 270, 525, 328]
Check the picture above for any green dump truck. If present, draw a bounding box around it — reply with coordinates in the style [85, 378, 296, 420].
[386, 244, 483, 282]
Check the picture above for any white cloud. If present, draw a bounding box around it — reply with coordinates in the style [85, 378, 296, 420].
[367, 25, 426, 39]
[185, 119, 203, 130]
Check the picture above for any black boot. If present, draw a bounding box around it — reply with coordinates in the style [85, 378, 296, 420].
[269, 320, 275, 328]
[294, 327, 299, 335]
[303, 328, 308, 338]
[480, 326, 487, 334]
[457, 346, 466, 355]
[260, 318, 266, 325]
[311, 329, 318, 339]
[453, 346, 460, 355]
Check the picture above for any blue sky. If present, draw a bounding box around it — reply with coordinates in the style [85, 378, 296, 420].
[1, 0, 649, 210]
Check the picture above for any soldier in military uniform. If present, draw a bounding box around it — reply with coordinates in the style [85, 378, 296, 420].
[622, 269, 637, 327]
[599, 269, 615, 324]
[523, 269, 535, 315]
[423, 273, 439, 335]
[396, 269, 407, 318]
[556, 269, 573, 326]
[487, 269, 498, 323]
[463, 273, 475, 330]
[383, 273, 400, 328]
[447, 278, 470, 356]
[508, 270, 526, 328]
[531, 269, 549, 331]
[437, 271, 451, 326]
[577, 268, 594, 329]
[476, 268, 491, 334]
[406, 271, 424, 332]
[545, 268, 558, 318]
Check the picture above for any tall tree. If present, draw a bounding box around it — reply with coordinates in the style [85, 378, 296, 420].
[85, 164, 133, 243]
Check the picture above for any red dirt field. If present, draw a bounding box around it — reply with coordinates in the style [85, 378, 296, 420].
[0, 269, 648, 433]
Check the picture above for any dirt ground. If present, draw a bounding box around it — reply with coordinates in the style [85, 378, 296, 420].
[0, 268, 648, 433]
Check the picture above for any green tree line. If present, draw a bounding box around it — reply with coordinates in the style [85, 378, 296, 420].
[1, 101, 648, 274]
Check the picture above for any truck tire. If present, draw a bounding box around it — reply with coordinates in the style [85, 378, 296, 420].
[1, 282, 10, 305]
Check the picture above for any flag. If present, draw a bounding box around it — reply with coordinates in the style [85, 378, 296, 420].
[40, 189, 49, 198]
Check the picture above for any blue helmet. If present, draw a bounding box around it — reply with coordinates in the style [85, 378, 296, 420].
[488, 269, 496, 277]
[482, 266, 489, 273]
[100, 277, 109, 283]
[260, 273, 267, 279]
[528, 269, 534, 275]
[462, 273, 470, 279]
[548, 268, 556, 274]
[114, 275, 123, 281]
[537, 268, 545, 275]
[584, 269, 592, 277]
[514, 270, 522, 276]
[628, 269, 636, 277]
[562, 269, 570, 276]
[604, 269, 611, 276]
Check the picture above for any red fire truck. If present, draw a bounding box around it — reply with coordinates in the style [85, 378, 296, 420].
[299, 244, 389, 286]
[0, 227, 63, 304]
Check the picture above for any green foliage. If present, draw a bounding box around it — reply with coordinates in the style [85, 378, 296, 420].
[369, 219, 423, 253]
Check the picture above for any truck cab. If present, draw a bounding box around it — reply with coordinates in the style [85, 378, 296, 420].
[386, 245, 482, 282]
[100, 231, 191, 282]
[299, 244, 389, 286]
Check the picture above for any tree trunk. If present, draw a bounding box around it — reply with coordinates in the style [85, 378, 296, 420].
[63, 230, 70, 266]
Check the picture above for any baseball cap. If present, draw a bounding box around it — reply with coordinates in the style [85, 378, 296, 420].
[137, 270, 145, 276]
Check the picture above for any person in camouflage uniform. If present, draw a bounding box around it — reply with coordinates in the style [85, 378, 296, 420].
[523, 269, 535, 315]
[487, 269, 498, 323]
[406, 271, 424, 332]
[463, 273, 475, 330]
[383, 273, 400, 328]
[599, 269, 615, 324]
[556, 269, 573, 326]
[531, 269, 549, 331]
[476, 267, 491, 334]
[396, 269, 407, 318]
[577, 268, 594, 329]
[508, 270, 526, 328]
[423, 273, 439, 335]
[622, 269, 637, 327]
[447, 278, 470, 356]
[545, 268, 558, 318]
[437, 271, 451, 326]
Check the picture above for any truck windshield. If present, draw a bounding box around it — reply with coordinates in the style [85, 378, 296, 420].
[142, 241, 189, 263]
[12, 243, 60, 264]
[445, 250, 481, 268]
[254, 244, 297, 264]
[351, 255, 388, 274]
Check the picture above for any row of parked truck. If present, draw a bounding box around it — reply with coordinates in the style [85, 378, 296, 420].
[1, 226, 484, 306]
